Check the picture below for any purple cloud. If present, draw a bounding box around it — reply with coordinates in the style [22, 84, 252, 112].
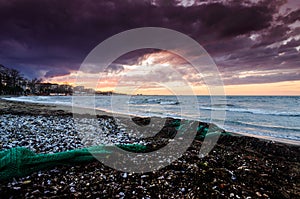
[0, 0, 298, 85]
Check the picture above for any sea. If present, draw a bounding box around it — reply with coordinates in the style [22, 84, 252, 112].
[4, 95, 300, 143]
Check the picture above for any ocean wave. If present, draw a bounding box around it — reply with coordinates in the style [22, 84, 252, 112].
[202, 103, 236, 107]
[129, 98, 179, 105]
[225, 126, 300, 141]
[225, 120, 300, 132]
[3, 96, 72, 106]
[159, 101, 180, 105]
[199, 106, 300, 117]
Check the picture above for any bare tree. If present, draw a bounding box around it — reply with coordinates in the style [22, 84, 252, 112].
[28, 78, 42, 94]
[9, 69, 20, 87]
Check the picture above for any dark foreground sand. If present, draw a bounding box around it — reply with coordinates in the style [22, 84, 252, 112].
[0, 99, 299, 198]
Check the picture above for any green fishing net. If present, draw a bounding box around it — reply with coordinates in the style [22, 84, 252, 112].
[172, 120, 231, 139]
[0, 121, 230, 181]
[0, 144, 147, 181]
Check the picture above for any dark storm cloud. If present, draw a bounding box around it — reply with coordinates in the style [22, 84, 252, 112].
[223, 70, 300, 85]
[279, 9, 300, 23]
[190, 2, 273, 38]
[113, 49, 160, 66]
[0, 0, 298, 85]
[104, 64, 124, 74]
[44, 68, 71, 78]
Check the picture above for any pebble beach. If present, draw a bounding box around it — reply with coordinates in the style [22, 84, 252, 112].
[0, 99, 299, 198]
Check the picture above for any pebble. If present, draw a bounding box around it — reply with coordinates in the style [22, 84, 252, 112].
[0, 110, 299, 198]
[22, 180, 31, 185]
[256, 192, 262, 197]
[70, 187, 76, 193]
[0, 114, 144, 153]
[122, 173, 128, 178]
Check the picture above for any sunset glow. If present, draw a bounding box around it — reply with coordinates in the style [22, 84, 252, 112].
[46, 49, 300, 96]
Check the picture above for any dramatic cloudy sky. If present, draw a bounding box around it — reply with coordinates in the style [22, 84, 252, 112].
[0, 0, 299, 95]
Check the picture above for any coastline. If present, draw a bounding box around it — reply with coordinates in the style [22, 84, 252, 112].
[0, 98, 299, 198]
[1, 97, 299, 146]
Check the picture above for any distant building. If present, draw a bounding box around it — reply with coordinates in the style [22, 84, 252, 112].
[84, 88, 95, 94]
[73, 86, 84, 94]
[34, 83, 73, 95]
[73, 86, 95, 94]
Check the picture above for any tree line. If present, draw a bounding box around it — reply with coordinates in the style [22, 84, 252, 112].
[0, 64, 71, 95]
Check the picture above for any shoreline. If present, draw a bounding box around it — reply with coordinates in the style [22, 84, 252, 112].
[1, 97, 299, 146]
[0, 98, 299, 198]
